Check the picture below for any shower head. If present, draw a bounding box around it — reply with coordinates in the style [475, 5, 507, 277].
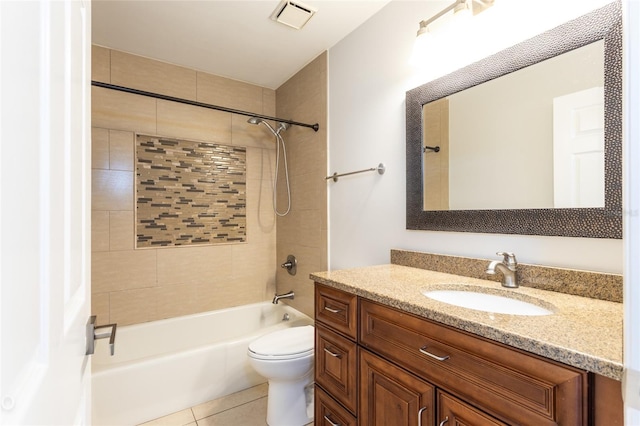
[247, 117, 290, 137]
[247, 116, 277, 137]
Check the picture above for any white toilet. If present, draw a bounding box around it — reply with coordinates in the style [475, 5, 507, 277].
[247, 325, 315, 426]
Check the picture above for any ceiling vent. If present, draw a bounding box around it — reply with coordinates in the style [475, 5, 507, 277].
[270, 0, 317, 30]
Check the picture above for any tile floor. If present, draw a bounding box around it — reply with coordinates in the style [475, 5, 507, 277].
[137, 383, 313, 426]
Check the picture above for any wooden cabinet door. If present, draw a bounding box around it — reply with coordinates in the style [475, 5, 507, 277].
[360, 349, 434, 426]
[437, 391, 507, 426]
[316, 324, 358, 413]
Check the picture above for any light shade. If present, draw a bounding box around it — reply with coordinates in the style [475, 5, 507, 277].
[453, 0, 473, 22]
[410, 28, 441, 68]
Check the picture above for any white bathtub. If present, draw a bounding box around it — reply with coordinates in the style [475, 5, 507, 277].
[92, 302, 313, 426]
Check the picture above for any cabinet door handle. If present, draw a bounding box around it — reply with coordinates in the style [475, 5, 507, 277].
[418, 406, 428, 426]
[324, 306, 341, 313]
[419, 345, 450, 361]
[323, 414, 340, 426]
[324, 347, 342, 358]
[439, 416, 449, 426]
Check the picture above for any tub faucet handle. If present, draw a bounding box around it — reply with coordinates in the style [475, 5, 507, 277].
[280, 254, 297, 276]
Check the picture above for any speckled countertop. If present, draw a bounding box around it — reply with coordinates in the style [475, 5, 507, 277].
[310, 264, 623, 380]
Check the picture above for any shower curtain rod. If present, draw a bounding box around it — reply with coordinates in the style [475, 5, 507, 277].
[91, 81, 320, 132]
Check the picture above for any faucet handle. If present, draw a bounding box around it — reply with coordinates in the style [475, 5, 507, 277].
[496, 252, 517, 268]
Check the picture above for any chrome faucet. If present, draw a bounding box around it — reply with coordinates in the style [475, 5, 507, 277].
[272, 290, 295, 304]
[486, 252, 518, 288]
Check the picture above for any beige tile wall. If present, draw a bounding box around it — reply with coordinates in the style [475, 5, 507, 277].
[91, 45, 279, 326]
[275, 52, 328, 317]
[422, 98, 449, 210]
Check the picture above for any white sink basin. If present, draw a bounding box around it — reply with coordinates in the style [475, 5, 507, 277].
[423, 290, 553, 316]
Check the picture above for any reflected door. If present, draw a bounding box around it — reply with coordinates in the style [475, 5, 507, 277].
[553, 86, 605, 208]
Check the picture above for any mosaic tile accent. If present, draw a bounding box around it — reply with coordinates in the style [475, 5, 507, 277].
[136, 134, 246, 247]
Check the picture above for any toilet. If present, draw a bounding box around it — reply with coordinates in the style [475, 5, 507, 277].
[247, 325, 315, 426]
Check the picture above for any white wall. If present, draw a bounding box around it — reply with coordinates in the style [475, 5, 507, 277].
[328, 0, 621, 273]
[623, 0, 640, 421]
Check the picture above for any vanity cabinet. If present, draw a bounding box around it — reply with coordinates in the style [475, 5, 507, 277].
[360, 298, 586, 425]
[314, 283, 620, 426]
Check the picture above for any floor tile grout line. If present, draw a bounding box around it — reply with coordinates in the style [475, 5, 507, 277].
[189, 407, 197, 424]
[191, 387, 269, 421]
[195, 395, 268, 423]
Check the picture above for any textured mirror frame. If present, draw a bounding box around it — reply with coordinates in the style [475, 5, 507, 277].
[406, 1, 622, 238]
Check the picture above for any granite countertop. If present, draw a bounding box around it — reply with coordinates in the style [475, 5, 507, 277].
[310, 264, 623, 380]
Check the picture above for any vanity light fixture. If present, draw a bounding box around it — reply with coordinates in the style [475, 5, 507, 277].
[411, 0, 495, 67]
[415, 0, 494, 39]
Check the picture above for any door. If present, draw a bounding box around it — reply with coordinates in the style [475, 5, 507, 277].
[552, 86, 605, 208]
[1, 0, 92, 424]
[360, 350, 434, 426]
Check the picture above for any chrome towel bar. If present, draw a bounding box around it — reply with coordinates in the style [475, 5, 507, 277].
[326, 163, 386, 182]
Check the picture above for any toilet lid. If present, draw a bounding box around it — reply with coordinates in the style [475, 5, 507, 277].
[248, 325, 314, 358]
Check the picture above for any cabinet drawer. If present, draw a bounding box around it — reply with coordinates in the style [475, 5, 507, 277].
[316, 324, 358, 414]
[316, 385, 358, 426]
[438, 390, 507, 426]
[315, 283, 358, 340]
[360, 299, 587, 426]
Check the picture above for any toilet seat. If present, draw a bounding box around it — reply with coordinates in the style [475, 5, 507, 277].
[248, 325, 314, 360]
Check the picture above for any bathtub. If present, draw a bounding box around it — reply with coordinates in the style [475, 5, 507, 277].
[92, 302, 313, 426]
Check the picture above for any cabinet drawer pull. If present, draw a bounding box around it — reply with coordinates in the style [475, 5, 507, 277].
[324, 347, 342, 358]
[439, 416, 449, 426]
[323, 414, 340, 426]
[419, 345, 450, 361]
[418, 406, 428, 426]
[324, 306, 341, 313]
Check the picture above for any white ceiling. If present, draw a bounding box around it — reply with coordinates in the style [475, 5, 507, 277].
[92, 0, 392, 89]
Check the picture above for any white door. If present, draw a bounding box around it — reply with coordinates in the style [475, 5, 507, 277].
[552, 86, 605, 208]
[1, 0, 92, 424]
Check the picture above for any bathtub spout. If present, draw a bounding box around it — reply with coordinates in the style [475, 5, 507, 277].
[272, 290, 294, 304]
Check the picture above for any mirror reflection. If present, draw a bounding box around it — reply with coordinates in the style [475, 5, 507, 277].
[422, 40, 604, 211]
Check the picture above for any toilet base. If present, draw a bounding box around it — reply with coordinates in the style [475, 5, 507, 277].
[266, 371, 314, 426]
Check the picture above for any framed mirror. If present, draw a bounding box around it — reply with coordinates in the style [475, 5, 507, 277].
[406, 1, 622, 238]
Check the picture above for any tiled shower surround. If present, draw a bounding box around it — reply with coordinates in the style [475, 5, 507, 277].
[91, 45, 327, 326]
[136, 134, 246, 247]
